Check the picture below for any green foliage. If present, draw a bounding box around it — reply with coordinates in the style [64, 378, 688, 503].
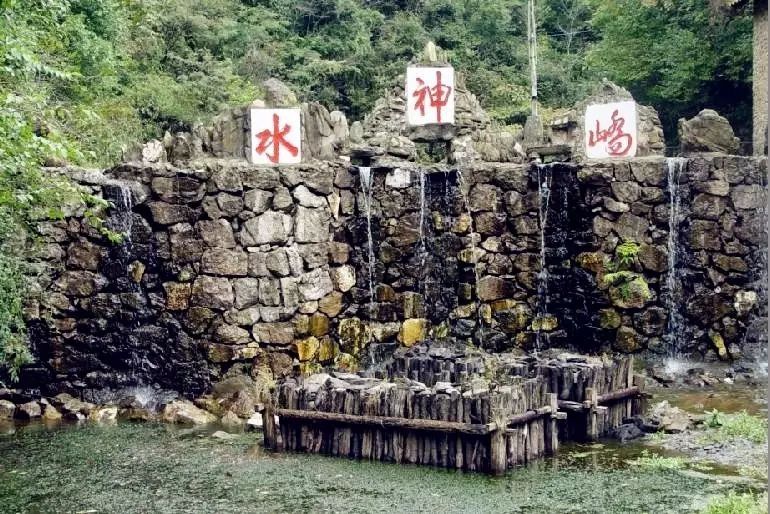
[615, 241, 640, 269]
[702, 410, 768, 444]
[702, 492, 768, 514]
[627, 450, 687, 470]
[587, 0, 753, 142]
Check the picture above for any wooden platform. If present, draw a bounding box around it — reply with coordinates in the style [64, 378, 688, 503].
[262, 353, 645, 474]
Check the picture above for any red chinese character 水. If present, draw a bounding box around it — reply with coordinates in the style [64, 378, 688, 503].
[412, 70, 453, 123]
[588, 109, 633, 156]
[255, 113, 299, 164]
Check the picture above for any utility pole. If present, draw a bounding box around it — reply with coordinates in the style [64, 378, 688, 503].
[523, 0, 544, 149]
[528, 0, 538, 119]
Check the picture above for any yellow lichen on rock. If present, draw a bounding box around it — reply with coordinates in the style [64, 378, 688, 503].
[398, 318, 428, 346]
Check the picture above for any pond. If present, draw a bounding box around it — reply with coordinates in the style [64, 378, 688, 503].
[0, 416, 762, 514]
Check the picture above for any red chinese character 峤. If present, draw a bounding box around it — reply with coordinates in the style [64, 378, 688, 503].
[588, 109, 633, 156]
[412, 70, 452, 123]
[255, 113, 299, 164]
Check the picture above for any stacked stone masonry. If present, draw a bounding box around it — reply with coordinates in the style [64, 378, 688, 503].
[23, 152, 767, 397]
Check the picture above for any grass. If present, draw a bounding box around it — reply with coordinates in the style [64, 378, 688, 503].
[702, 492, 768, 514]
[627, 450, 687, 470]
[703, 410, 768, 445]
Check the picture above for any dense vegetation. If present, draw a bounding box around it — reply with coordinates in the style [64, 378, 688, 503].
[0, 0, 756, 377]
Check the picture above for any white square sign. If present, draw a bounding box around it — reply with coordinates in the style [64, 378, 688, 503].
[405, 66, 455, 126]
[250, 108, 301, 165]
[584, 101, 638, 159]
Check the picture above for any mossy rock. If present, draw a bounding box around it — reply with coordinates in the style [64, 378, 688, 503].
[605, 272, 652, 309]
[317, 336, 338, 363]
[334, 352, 358, 372]
[398, 318, 428, 347]
[613, 326, 641, 353]
[294, 336, 319, 362]
[298, 361, 323, 375]
[576, 251, 607, 274]
[599, 308, 622, 329]
[338, 318, 367, 355]
[709, 330, 729, 360]
[531, 315, 558, 332]
[497, 302, 532, 333]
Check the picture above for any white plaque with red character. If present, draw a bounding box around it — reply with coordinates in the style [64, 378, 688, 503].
[250, 108, 302, 165]
[584, 101, 638, 159]
[405, 66, 455, 126]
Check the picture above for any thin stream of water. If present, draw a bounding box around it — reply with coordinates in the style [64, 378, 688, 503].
[358, 167, 375, 314]
[664, 157, 687, 358]
[535, 164, 553, 351]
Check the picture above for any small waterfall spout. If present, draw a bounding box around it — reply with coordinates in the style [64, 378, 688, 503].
[359, 167, 376, 313]
[535, 163, 554, 350]
[664, 157, 687, 357]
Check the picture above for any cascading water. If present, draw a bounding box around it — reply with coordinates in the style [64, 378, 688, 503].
[358, 167, 376, 314]
[664, 157, 687, 359]
[418, 170, 428, 303]
[456, 169, 484, 341]
[534, 163, 553, 350]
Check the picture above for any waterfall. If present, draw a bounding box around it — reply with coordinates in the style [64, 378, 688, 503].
[535, 163, 553, 350]
[456, 169, 484, 342]
[359, 167, 376, 313]
[664, 157, 687, 358]
[418, 170, 428, 303]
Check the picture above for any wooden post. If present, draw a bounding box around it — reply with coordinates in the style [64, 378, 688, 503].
[544, 393, 559, 455]
[262, 402, 278, 450]
[585, 387, 598, 441]
[489, 426, 507, 476]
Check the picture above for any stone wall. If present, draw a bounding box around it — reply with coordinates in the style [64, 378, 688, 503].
[19, 151, 767, 397]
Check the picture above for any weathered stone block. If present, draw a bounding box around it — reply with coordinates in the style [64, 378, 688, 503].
[330, 265, 356, 292]
[299, 243, 329, 268]
[243, 189, 273, 213]
[295, 206, 330, 243]
[730, 184, 765, 210]
[293, 185, 326, 208]
[151, 176, 204, 203]
[611, 181, 641, 203]
[298, 268, 333, 301]
[338, 318, 366, 355]
[241, 211, 293, 245]
[216, 192, 243, 217]
[232, 278, 260, 309]
[271, 186, 293, 212]
[149, 202, 195, 225]
[163, 282, 191, 311]
[613, 326, 640, 353]
[689, 220, 722, 250]
[265, 249, 290, 276]
[55, 271, 104, 297]
[211, 167, 243, 193]
[197, 219, 236, 248]
[398, 318, 428, 347]
[691, 193, 728, 220]
[258, 278, 281, 306]
[215, 323, 251, 345]
[319, 292, 343, 317]
[190, 276, 234, 310]
[201, 248, 248, 276]
[66, 240, 103, 271]
[614, 212, 648, 242]
[253, 322, 294, 346]
[477, 276, 511, 301]
[294, 336, 319, 361]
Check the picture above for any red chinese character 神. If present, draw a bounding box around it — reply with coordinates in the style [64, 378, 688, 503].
[255, 113, 299, 164]
[412, 70, 452, 123]
[588, 109, 633, 156]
